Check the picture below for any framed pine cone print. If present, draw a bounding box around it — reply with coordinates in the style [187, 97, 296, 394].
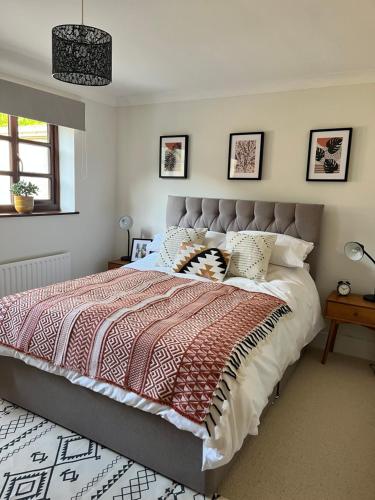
[159, 135, 188, 178]
[228, 132, 264, 180]
[306, 128, 352, 181]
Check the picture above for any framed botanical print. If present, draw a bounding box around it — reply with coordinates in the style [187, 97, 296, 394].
[130, 238, 152, 262]
[306, 128, 352, 182]
[159, 135, 188, 178]
[228, 132, 264, 180]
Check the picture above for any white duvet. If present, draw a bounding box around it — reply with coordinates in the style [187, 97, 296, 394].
[0, 253, 324, 471]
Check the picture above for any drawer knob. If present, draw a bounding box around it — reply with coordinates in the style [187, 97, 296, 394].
[353, 311, 358, 317]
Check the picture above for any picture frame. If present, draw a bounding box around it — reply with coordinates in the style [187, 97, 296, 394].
[306, 128, 352, 182]
[227, 132, 264, 180]
[159, 135, 189, 179]
[130, 238, 152, 262]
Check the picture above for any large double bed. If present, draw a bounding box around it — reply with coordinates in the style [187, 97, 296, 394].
[0, 196, 324, 495]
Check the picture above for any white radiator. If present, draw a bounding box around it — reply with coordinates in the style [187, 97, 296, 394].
[0, 253, 71, 298]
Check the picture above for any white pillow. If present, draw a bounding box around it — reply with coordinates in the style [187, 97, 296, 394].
[204, 230, 226, 249]
[226, 231, 276, 280]
[156, 226, 208, 267]
[240, 231, 314, 268]
[147, 232, 164, 253]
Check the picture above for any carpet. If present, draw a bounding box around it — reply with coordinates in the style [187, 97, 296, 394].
[220, 348, 375, 500]
[0, 399, 225, 500]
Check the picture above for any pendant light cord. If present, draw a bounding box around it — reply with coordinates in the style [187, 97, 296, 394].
[81, 0, 84, 24]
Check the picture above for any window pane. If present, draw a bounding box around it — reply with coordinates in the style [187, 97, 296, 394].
[0, 113, 9, 136]
[19, 143, 50, 174]
[0, 140, 11, 171]
[20, 176, 50, 200]
[0, 175, 11, 204]
[18, 117, 48, 143]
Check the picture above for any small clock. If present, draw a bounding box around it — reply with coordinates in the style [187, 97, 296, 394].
[337, 280, 351, 296]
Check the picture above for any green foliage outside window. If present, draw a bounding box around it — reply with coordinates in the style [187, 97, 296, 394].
[0, 113, 45, 128]
[0, 113, 8, 127]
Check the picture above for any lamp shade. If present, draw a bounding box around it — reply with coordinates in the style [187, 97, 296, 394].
[52, 24, 112, 86]
[119, 215, 133, 231]
[344, 241, 364, 261]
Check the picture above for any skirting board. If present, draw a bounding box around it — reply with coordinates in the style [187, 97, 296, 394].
[0, 354, 302, 494]
[313, 326, 375, 361]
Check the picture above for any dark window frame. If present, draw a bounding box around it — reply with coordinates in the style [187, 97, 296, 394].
[0, 115, 60, 213]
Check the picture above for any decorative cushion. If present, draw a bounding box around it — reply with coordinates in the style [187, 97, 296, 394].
[172, 242, 231, 282]
[240, 231, 314, 268]
[226, 231, 276, 280]
[156, 226, 208, 267]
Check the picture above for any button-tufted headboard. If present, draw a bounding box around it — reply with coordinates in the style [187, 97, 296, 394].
[166, 195, 324, 278]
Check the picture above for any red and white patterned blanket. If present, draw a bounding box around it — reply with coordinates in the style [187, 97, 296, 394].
[0, 268, 291, 427]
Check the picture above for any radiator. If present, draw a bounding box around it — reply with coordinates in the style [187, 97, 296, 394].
[0, 253, 71, 298]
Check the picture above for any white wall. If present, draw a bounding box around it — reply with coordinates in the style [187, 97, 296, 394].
[0, 100, 118, 278]
[116, 83, 375, 360]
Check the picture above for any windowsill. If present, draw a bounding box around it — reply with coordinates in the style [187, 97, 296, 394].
[0, 211, 80, 218]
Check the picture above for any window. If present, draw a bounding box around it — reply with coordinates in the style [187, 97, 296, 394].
[0, 113, 59, 213]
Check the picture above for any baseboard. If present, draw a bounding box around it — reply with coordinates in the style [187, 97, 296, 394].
[312, 326, 375, 361]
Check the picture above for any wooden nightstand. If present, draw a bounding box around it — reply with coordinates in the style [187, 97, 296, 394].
[321, 291, 375, 364]
[108, 258, 130, 270]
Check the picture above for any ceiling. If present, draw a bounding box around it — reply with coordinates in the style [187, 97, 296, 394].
[1, 0, 375, 106]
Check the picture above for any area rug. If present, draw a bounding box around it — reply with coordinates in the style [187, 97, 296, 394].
[0, 399, 226, 500]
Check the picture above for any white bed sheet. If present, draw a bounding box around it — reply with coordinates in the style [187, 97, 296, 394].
[0, 253, 324, 471]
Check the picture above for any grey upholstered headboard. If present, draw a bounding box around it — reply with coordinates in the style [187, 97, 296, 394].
[166, 196, 324, 278]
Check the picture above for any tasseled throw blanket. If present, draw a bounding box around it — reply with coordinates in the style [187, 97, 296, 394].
[0, 268, 291, 431]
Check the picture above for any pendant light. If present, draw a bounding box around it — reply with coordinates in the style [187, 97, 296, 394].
[52, 0, 112, 86]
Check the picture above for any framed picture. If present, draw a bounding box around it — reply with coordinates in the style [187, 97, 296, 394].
[159, 135, 189, 178]
[228, 132, 264, 180]
[306, 128, 352, 182]
[130, 238, 152, 262]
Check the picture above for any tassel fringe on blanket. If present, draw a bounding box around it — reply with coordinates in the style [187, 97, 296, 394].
[204, 303, 292, 437]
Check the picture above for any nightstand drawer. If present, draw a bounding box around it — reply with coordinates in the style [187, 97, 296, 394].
[322, 291, 375, 364]
[326, 301, 374, 326]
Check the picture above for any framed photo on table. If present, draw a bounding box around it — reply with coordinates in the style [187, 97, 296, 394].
[130, 238, 152, 262]
[228, 132, 264, 180]
[306, 128, 352, 182]
[159, 135, 189, 178]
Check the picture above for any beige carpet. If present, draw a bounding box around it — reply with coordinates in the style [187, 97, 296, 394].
[220, 348, 375, 500]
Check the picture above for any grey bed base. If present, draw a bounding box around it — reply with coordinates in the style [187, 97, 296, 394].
[0, 354, 301, 495]
[0, 196, 323, 495]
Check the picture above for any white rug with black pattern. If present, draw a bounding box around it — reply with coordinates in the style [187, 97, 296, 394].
[0, 399, 226, 500]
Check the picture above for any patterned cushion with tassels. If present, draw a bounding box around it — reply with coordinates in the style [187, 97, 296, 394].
[156, 226, 208, 267]
[226, 231, 276, 280]
[172, 242, 232, 282]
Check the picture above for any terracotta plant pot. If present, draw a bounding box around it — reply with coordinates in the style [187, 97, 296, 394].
[14, 195, 34, 214]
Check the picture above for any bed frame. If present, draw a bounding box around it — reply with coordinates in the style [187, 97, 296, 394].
[0, 196, 324, 495]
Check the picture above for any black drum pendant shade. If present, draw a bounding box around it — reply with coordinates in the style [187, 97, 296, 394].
[52, 1, 112, 86]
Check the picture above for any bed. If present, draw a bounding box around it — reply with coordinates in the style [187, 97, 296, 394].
[0, 196, 324, 495]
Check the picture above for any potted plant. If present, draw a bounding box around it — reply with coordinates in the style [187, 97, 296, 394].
[10, 181, 39, 214]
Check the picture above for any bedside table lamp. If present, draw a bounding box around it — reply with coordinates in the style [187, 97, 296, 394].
[119, 215, 133, 261]
[344, 241, 375, 302]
